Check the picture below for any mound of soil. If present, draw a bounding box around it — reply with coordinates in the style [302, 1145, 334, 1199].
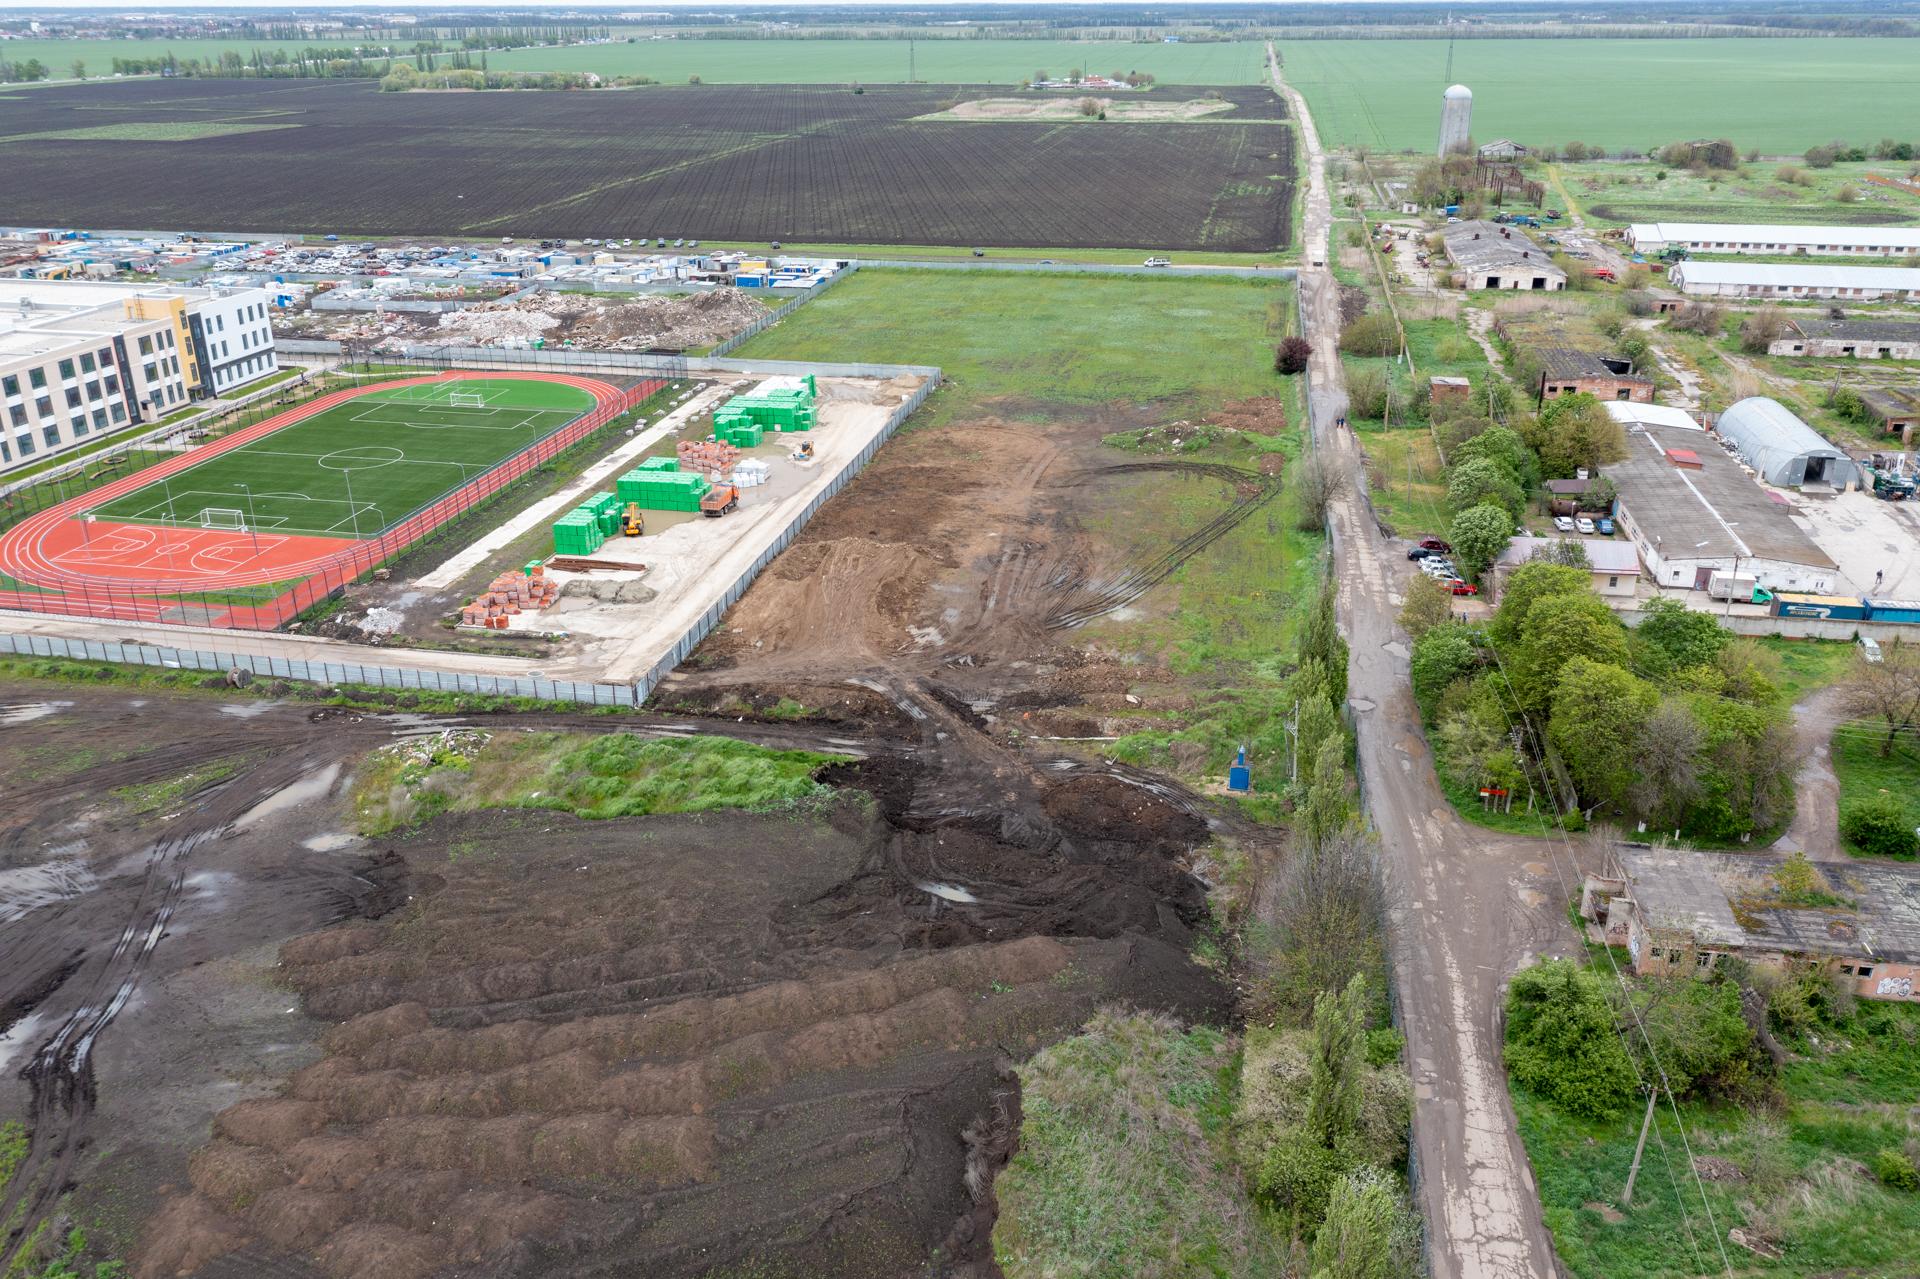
[139, 753, 1226, 1279]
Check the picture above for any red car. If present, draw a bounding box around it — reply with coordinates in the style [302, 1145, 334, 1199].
[1449, 581, 1479, 596]
[1418, 537, 1451, 552]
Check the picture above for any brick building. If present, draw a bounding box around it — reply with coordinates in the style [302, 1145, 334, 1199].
[1531, 347, 1653, 403]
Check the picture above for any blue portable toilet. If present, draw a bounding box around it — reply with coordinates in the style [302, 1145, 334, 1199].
[1227, 746, 1251, 794]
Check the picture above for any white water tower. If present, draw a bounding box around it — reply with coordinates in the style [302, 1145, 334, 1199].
[1438, 83, 1473, 156]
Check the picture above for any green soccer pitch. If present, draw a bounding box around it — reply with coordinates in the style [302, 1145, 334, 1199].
[89, 378, 596, 539]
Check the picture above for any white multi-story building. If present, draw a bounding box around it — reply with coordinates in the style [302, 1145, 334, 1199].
[0, 279, 278, 474]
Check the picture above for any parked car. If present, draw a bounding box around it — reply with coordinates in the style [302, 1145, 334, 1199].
[1143, 256, 1172, 268]
[1860, 636, 1884, 663]
[1575, 517, 1596, 535]
[1408, 547, 1437, 561]
[1596, 516, 1615, 535]
[1418, 537, 1451, 552]
[1553, 516, 1576, 533]
[1449, 581, 1479, 596]
[1420, 560, 1458, 579]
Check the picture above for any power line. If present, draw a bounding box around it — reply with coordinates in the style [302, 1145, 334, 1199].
[1470, 638, 1740, 1279]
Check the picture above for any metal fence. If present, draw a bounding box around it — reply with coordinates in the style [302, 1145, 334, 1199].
[0, 366, 941, 707]
[709, 263, 859, 356]
[274, 338, 940, 384]
[846, 258, 1297, 281]
[0, 631, 642, 706]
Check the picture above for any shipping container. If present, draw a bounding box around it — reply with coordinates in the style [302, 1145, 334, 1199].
[1771, 592, 1868, 621]
[1865, 599, 1920, 625]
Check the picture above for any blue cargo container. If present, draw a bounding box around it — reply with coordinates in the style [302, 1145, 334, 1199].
[1865, 599, 1920, 625]
[1771, 592, 1869, 621]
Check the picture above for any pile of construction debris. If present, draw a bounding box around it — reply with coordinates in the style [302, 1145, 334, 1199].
[280, 287, 769, 353]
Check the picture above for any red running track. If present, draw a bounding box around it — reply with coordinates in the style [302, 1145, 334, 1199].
[0, 370, 657, 629]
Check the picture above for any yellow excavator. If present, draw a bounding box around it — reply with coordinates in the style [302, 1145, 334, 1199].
[621, 502, 645, 536]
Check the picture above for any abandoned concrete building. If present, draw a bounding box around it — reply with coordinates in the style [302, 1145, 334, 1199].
[1582, 845, 1920, 1003]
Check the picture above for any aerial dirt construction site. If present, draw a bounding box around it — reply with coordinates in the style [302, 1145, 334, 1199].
[0, 326, 1289, 1275]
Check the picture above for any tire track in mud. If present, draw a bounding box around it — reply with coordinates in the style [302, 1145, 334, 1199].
[0, 829, 212, 1271]
[1042, 461, 1281, 629]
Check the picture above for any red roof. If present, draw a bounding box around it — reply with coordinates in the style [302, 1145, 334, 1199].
[1668, 448, 1702, 468]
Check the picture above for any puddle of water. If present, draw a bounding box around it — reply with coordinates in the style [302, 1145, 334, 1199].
[918, 882, 980, 904]
[217, 700, 279, 720]
[0, 701, 73, 726]
[0, 1011, 49, 1074]
[235, 761, 342, 832]
[302, 831, 362, 852]
[0, 860, 99, 925]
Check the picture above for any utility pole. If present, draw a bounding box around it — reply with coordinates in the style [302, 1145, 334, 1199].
[1286, 698, 1301, 782]
[1622, 1089, 1659, 1206]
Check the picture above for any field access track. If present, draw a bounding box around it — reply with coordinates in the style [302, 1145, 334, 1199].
[0, 371, 654, 630]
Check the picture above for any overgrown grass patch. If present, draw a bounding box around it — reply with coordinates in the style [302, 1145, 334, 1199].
[353, 729, 842, 834]
[993, 1010, 1285, 1278]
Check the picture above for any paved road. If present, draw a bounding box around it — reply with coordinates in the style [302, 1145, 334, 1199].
[1269, 44, 1576, 1279]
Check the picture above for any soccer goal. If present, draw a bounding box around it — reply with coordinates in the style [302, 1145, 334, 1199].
[447, 391, 488, 409]
[199, 507, 247, 532]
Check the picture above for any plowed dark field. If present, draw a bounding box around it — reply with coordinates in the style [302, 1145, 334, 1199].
[0, 79, 1294, 250]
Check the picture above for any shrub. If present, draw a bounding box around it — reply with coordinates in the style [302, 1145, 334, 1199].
[1346, 366, 1391, 421]
[1310, 1166, 1421, 1279]
[1340, 311, 1401, 358]
[1874, 1147, 1919, 1192]
[1739, 307, 1789, 354]
[1276, 335, 1313, 374]
[1504, 959, 1638, 1121]
[1841, 791, 1919, 858]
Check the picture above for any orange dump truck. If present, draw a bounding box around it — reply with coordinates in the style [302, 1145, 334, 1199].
[700, 484, 739, 517]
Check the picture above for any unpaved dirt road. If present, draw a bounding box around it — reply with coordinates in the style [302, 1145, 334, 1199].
[1270, 42, 1576, 1279]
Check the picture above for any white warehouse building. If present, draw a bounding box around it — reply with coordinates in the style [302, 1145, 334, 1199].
[1628, 222, 1920, 258]
[1668, 261, 1920, 302]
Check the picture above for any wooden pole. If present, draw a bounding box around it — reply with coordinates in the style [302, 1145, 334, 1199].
[1622, 1090, 1658, 1207]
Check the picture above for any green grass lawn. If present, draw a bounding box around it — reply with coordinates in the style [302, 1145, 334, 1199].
[488, 37, 1268, 85]
[1830, 721, 1920, 856]
[736, 267, 1292, 419]
[1754, 637, 1857, 705]
[88, 378, 592, 538]
[1282, 37, 1920, 153]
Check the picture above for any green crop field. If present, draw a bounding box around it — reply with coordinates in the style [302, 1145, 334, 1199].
[5, 35, 1268, 87]
[90, 378, 593, 538]
[1282, 37, 1920, 153]
[487, 37, 1267, 85]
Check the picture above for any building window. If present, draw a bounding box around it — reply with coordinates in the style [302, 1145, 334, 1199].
[64, 388, 82, 409]
[79, 353, 95, 374]
[104, 374, 118, 396]
[139, 335, 153, 356]
[58, 359, 75, 380]
[91, 410, 108, 431]
[0, 440, 9, 462]
[1608, 576, 1620, 587]
[7, 405, 24, 428]
[34, 397, 51, 420]
[29, 368, 46, 389]
[111, 403, 126, 424]
[1, 375, 16, 398]
[85, 381, 102, 402]
[16, 435, 32, 456]
[1859, 965, 1875, 978]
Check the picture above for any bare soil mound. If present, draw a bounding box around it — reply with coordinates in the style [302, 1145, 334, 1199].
[139, 750, 1226, 1279]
